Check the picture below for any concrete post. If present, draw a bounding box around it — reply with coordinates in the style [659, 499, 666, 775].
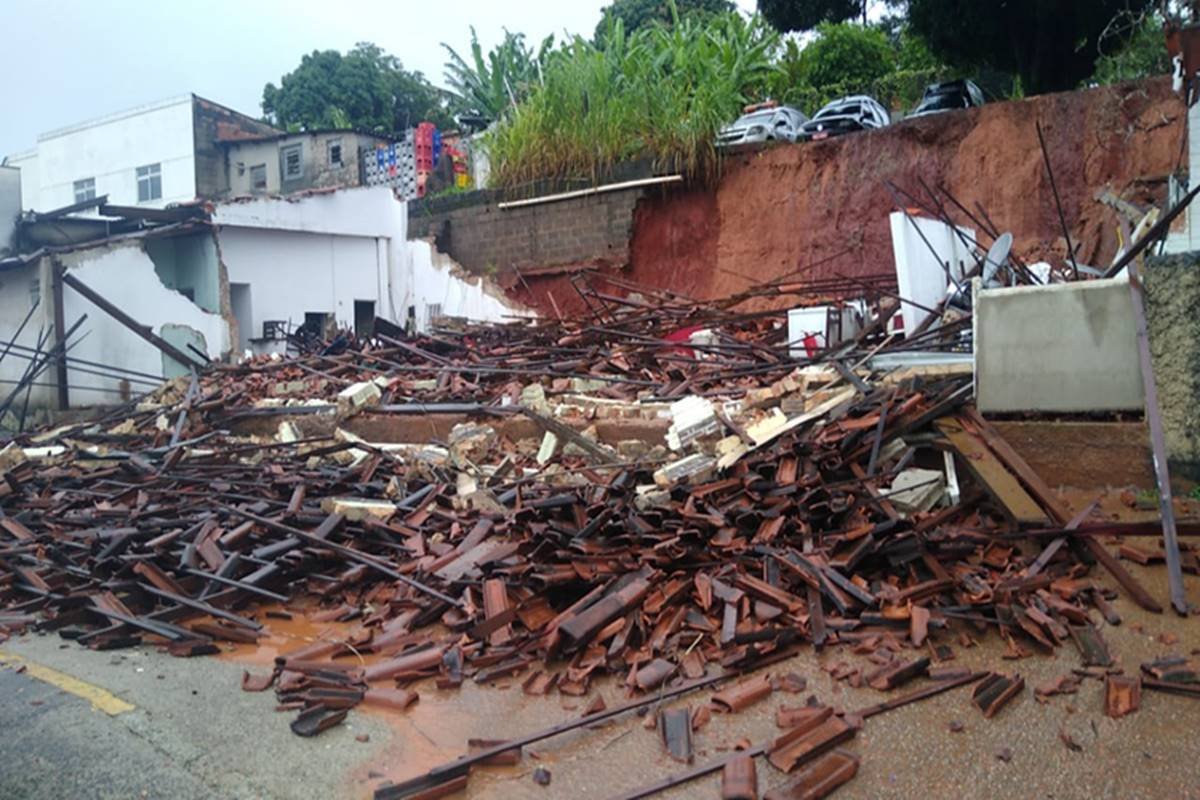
[1144, 251, 1200, 481]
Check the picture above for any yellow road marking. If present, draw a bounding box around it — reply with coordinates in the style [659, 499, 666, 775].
[0, 650, 135, 716]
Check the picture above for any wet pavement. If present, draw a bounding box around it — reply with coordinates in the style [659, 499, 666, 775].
[4, 494, 1200, 798]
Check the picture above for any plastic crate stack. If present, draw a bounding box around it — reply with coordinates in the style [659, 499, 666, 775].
[415, 122, 437, 198]
[362, 131, 417, 200]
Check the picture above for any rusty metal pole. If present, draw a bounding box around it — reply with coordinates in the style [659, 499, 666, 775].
[1126, 257, 1189, 616]
[50, 259, 69, 410]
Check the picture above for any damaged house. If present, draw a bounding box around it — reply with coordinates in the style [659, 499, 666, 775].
[0, 96, 528, 422]
[0, 187, 527, 420]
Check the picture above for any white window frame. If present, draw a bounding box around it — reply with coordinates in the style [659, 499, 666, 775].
[281, 144, 303, 181]
[327, 139, 343, 167]
[136, 163, 162, 203]
[73, 178, 96, 204]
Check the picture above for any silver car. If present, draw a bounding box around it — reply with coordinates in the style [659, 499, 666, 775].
[717, 106, 809, 147]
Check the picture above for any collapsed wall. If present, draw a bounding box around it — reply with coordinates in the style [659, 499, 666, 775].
[511, 78, 1184, 315]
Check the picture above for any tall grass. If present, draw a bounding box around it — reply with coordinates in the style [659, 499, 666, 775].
[487, 12, 780, 190]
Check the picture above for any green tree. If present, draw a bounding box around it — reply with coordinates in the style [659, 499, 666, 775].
[443, 27, 553, 121]
[262, 43, 452, 133]
[905, 0, 1156, 95]
[595, 0, 735, 40]
[800, 22, 896, 92]
[1091, 10, 1171, 85]
[757, 0, 869, 31]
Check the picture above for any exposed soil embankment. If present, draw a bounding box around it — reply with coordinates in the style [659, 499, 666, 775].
[513, 78, 1184, 316]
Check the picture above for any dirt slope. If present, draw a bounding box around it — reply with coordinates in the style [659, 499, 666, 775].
[514, 78, 1185, 316]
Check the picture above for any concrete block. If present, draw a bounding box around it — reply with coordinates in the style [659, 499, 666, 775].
[277, 421, 301, 444]
[889, 468, 945, 515]
[336, 381, 381, 412]
[536, 432, 560, 465]
[1145, 251, 1200, 479]
[667, 396, 721, 451]
[653, 453, 716, 489]
[975, 275, 1143, 413]
[319, 496, 396, 522]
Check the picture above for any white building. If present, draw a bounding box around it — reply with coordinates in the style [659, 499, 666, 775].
[0, 187, 531, 420]
[3, 94, 278, 213]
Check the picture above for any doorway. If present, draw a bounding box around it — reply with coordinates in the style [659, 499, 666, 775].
[230, 283, 253, 352]
[354, 300, 375, 339]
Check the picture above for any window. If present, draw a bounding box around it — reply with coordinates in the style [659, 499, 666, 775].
[281, 144, 303, 181]
[328, 139, 343, 167]
[73, 178, 96, 204]
[136, 163, 162, 202]
[249, 164, 267, 193]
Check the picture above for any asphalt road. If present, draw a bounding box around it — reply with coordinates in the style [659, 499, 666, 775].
[0, 634, 389, 800]
[4, 560, 1200, 800]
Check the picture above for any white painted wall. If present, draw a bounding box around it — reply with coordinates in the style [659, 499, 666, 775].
[215, 186, 531, 348]
[0, 166, 21, 256]
[215, 186, 405, 237]
[60, 242, 228, 402]
[0, 259, 56, 411]
[4, 151, 38, 214]
[27, 96, 197, 212]
[404, 240, 534, 329]
[218, 226, 385, 347]
[889, 212, 976, 335]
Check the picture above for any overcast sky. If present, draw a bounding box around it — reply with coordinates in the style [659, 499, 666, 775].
[1, 0, 757, 158]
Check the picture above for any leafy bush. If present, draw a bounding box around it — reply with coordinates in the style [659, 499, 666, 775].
[487, 11, 780, 189]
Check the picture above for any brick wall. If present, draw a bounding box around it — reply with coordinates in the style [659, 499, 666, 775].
[407, 187, 644, 276]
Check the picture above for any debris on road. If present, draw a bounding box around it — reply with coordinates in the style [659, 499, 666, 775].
[1, 248, 1197, 800]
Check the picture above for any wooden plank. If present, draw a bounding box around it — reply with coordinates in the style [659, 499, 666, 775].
[962, 408, 1163, 613]
[935, 417, 1048, 526]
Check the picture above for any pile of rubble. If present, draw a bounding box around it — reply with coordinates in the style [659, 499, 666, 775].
[0, 277, 1197, 799]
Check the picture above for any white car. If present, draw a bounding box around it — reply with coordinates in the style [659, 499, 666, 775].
[799, 95, 891, 141]
[717, 106, 809, 147]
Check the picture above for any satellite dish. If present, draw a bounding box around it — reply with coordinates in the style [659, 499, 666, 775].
[982, 233, 1013, 287]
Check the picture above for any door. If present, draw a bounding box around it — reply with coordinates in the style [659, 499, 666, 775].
[230, 283, 253, 352]
[354, 300, 375, 339]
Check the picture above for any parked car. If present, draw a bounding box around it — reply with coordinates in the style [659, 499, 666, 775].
[717, 105, 809, 147]
[909, 79, 986, 118]
[798, 96, 890, 141]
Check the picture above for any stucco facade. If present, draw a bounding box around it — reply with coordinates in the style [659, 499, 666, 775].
[222, 131, 387, 198]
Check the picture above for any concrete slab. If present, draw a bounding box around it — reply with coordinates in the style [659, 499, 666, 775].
[975, 275, 1143, 413]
